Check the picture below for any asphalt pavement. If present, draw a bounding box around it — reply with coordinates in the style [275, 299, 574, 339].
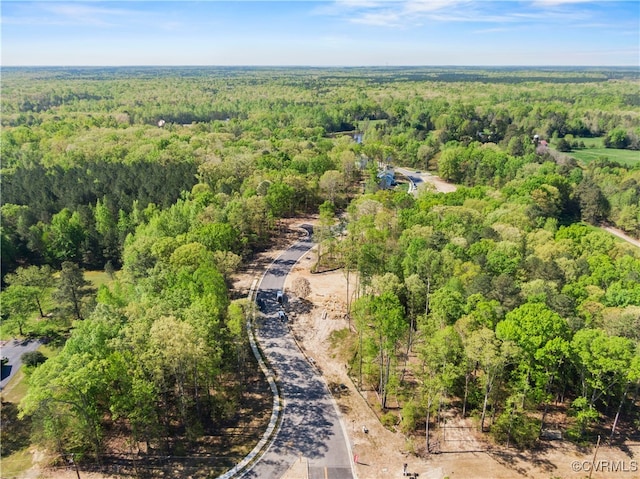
[0, 338, 42, 391]
[245, 224, 354, 479]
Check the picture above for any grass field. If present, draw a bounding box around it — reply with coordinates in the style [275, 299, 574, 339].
[562, 137, 640, 166]
[84, 269, 115, 288]
[0, 448, 33, 477]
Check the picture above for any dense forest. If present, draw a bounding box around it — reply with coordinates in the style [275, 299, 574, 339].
[1, 67, 639, 470]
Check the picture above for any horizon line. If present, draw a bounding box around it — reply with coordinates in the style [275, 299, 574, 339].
[3, 64, 639, 69]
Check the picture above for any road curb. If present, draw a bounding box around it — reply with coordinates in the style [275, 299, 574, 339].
[218, 226, 312, 479]
[219, 223, 356, 478]
[217, 278, 284, 479]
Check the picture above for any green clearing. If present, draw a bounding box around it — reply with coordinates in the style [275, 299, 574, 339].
[1, 369, 29, 404]
[84, 270, 114, 288]
[564, 137, 640, 166]
[0, 448, 33, 477]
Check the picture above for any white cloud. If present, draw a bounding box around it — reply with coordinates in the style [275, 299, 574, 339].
[350, 10, 403, 26]
[42, 3, 140, 26]
[321, 0, 614, 28]
[3, 2, 190, 32]
[2, 2, 145, 27]
[403, 0, 467, 14]
[532, 0, 594, 5]
[337, 0, 390, 7]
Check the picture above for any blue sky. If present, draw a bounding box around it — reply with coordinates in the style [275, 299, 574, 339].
[2, 1, 639, 66]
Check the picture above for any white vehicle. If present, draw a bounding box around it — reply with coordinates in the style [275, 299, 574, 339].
[278, 310, 286, 322]
[276, 290, 284, 304]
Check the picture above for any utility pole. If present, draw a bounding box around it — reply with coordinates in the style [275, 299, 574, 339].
[588, 435, 601, 479]
[69, 453, 81, 479]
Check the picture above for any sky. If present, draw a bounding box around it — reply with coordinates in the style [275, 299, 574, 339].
[2, 0, 639, 66]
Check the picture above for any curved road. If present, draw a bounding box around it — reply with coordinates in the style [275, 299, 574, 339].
[246, 225, 354, 479]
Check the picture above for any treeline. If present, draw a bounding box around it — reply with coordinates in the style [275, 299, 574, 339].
[2, 68, 639, 280]
[331, 173, 640, 449]
[1, 159, 196, 270]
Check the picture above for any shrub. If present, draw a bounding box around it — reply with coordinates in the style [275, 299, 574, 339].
[490, 409, 540, 449]
[21, 350, 47, 367]
[567, 396, 599, 441]
[400, 400, 419, 433]
[381, 411, 399, 429]
[556, 138, 572, 152]
[404, 437, 417, 455]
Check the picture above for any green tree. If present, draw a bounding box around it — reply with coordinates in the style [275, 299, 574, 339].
[496, 303, 569, 409]
[20, 339, 121, 459]
[266, 181, 296, 217]
[5, 265, 53, 317]
[227, 300, 251, 376]
[53, 262, 94, 320]
[491, 396, 540, 448]
[571, 329, 634, 409]
[370, 292, 407, 409]
[610, 350, 640, 441]
[22, 350, 47, 367]
[188, 222, 239, 254]
[470, 327, 512, 432]
[429, 287, 465, 327]
[437, 146, 464, 183]
[319, 169, 344, 204]
[45, 208, 86, 263]
[556, 137, 571, 152]
[575, 177, 610, 225]
[315, 200, 337, 267]
[1, 285, 38, 336]
[415, 326, 462, 452]
[603, 127, 629, 149]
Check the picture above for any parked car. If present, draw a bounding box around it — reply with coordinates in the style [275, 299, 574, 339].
[276, 290, 284, 304]
[278, 310, 286, 322]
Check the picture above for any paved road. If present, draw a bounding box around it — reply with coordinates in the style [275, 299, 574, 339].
[246, 225, 354, 479]
[0, 338, 42, 391]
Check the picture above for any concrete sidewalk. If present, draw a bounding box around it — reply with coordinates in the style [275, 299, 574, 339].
[280, 457, 308, 479]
